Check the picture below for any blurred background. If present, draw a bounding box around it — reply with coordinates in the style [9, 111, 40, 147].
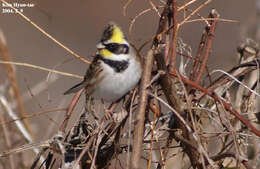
[0, 0, 258, 167]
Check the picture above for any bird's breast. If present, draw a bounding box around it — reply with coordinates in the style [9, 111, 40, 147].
[92, 58, 142, 102]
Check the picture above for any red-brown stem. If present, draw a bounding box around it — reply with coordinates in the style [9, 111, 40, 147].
[59, 89, 84, 133]
[149, 100, 161, 117]
[196, 67, 255, 100]
[170, 71, 260, 137]
[131, 50, 154, 169]
[195, 9, 219, 84]
[190, 28, 208, 81]
[164, 31, 171, 65]
[169, 0, 178, 72]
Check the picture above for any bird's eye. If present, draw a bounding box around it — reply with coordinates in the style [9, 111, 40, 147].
[105, 43, 119, 52]
[105, 43, 129, 54]
[107, 43, 118, 51]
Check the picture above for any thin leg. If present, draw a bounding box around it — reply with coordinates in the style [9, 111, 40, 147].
[102, 100, 119, 120]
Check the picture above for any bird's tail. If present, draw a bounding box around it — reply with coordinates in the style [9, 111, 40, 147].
[64, 81, 85, 95]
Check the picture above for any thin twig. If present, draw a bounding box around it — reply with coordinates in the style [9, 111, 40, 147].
[72, 135, 96, 169]
[184, 18, 238, 24]
[170, 71, 260, 137]
[0, 96, 41, 155]
[0, 61, 83, 79]
[123, 0, 133, 16]
[0, 111, 15, 169]
[0, 0, 90, 64]
[0, 33, 34, 138]
[178, 0, 212, 26]
[177, 0, 198, 11]
[148, 0, 161, 17]
[197, 67, 255, 100]
[211, 69, 260, 97]
[129, 6, 164, 36]
[0, 108, 66, 126]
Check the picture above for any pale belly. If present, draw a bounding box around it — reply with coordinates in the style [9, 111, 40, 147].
[92, 58, 142, 102]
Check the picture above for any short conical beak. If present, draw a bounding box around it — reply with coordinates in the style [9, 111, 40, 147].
[96, 42, 105, 49]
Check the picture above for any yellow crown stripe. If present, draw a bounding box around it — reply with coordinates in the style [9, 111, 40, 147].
[110, 26, 124, 43]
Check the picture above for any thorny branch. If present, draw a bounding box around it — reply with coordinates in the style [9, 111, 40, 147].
[169, 71, 260, 137]
[169, 0, 178, 72]
[194, 9, 220, 84]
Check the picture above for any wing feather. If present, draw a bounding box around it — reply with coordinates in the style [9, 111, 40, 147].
[64, 57, 103, 95]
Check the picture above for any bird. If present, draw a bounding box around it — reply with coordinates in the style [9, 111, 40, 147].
[64, 23, 142, 104]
